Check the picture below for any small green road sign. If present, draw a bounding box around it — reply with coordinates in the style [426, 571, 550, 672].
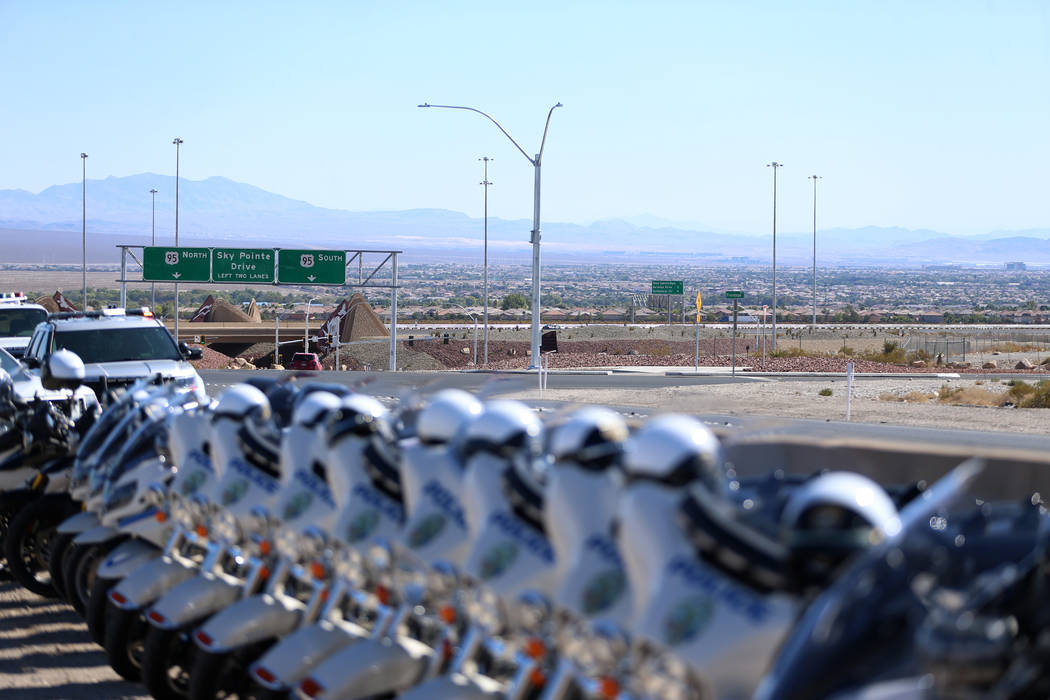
[212, 248, 276, 283]
[725, 290, 745, 299]
[651, 280, 684, 295]
[143, 247, 211, 282]
[277, 249, 346, 285]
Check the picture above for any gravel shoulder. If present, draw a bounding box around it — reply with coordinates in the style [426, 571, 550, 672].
[505, 377, 1050, 435]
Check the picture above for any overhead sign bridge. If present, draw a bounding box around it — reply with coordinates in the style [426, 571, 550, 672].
[117, 244, 403, 370]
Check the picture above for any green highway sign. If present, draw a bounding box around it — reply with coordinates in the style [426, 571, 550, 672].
[143, 247, 211, 282]
[212, 248, 275, 283]
[651, 280, 684, 295]
[277, 249, 346, 285]
[725, 290, 745, 299]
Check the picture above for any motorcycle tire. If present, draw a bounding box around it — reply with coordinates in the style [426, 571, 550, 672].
[103, 602, 148, 681]
[242, 683, 289, 700]
[2, 495, 72, 597]
[189, 640, 273, 700]
[85, 570, 120, 646]
[47, 531, 76, 601]
[0, 489, 36, 579]
[64, 541, 116, 619]
[142, 623, 199, 700]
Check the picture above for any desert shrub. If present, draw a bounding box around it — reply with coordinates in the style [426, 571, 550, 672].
[1019, 383, 1050, 408]
[937, 385, 1005, 406]
[1008, 381, 1036, 403]
[818, 388, 833, 397]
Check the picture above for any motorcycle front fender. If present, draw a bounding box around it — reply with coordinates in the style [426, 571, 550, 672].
[73, 524, 121, 546]
[110, 555, 199, 610]
[253, 622, 363, 690]
[307, 637, 432, 700]
[96, 538, 162, 580]
[195, 594, 302, 653]
[56, 509, 99, 535]
[147, 573, 241, 629]
[395, 674, 504, 700]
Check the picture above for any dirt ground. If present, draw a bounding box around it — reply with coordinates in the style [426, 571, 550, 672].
[0, 581, 148, 699]
[506, 377, 1050, 436]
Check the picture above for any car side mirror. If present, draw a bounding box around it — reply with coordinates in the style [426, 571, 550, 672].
[40, 349, 86, 391]
[179, 341, 204, 361]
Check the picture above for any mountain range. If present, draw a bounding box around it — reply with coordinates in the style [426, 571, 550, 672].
[2, 173, 1049, 266]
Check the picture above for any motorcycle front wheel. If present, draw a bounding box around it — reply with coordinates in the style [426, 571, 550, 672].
[103, 602, 148, 681]
[142, 623, 200, 700]
[189, 640, 275, 700]
[47, 531, 76, 600]
[3, 495, 73, 597]
[85, 569, 120, 645]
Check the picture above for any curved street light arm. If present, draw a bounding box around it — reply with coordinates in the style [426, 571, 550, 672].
[419, 103, 535, 165]
[536, 102, 563, 165]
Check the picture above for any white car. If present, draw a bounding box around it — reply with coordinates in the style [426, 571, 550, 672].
[20, 308, 204, 399]
[0, 294, 49, 359]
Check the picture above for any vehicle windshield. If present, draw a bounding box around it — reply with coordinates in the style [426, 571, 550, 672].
[53, 326, 182, 363]
[0, 308, 47, 338]
[0, 347, 19, 374]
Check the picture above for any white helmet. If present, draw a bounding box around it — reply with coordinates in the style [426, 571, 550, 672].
[780, 471, 900, 569]
[326, 394, 390, 444]
[549, 406, 628, 471]
[417, 389, 483, 446]
[461, 400, 543, 463]
[623, 414, 727, 494]
[213, 383, 271, 422]
[292, 390, 343, 428]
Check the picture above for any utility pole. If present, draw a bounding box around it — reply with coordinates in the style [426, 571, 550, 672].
[81, 153, 88, 309]
[480, 156, 492, 365]
[767, 161, 783, 350]
[173, 138, 183, 342]
[809, 174, 822, 327]
[150, 188, 158, 311]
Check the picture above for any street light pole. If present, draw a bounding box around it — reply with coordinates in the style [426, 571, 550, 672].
[150, 188, 158, 311]
[420, 101, 563, 369]
[80, 153, 88, 310]
[766, 162, 783, 350]
[480, 156, 492, 366]
[809, 174, 822, 327]
[173, 138, 183, 343]
[305, 297, 319, 352]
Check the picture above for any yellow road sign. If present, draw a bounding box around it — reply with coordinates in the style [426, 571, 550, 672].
[696, 291, 702, 312]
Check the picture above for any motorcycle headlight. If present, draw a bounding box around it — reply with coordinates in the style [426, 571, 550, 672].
[145, 482, 167, 509]
[333, 546, 366, 588]
[426, 560, 459, 599]
[103, 481, 137, 512]
[566, 619, 630, 677]
[244, 505, 272, 538]
[170, 493, 195, 530]
[213, 508, 241, 543]
[368, 542, 392, 572]
[630, 647, 700, 700]
[301, 526, 328, 561]
[511, 590, 551, 634]
[463, 585, 506, 635]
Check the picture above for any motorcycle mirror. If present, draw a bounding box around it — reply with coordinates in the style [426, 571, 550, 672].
[179, 341, 204, 361]
[40, 349, 86, 391]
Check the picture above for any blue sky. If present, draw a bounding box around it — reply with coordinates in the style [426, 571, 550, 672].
[1, 1, 1048, 235]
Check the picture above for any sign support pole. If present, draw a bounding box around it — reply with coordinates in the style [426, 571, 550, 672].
[119, 247, 128, 308]
[732, 299, 738, 376]
[695, 321, 699, 373]
[389, 252, 398, 372]
[335, 324, 340, 370]
[274, 316, 279, 367]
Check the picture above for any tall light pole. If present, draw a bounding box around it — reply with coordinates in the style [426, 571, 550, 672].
[766, 161, 783, 350]
[809, 174, 822, 327]
[420, 101, 563, 369]
[304, 297, 319, 352]
[150, 188, 158, 311]
[172, 138, 183, 343]
[80, 152, 88, 310]
[479, 156, 493, 365]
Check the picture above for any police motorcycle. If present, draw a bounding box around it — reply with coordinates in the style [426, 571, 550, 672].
[195, 391, 414, 700]
[130, 382, 295, 700]
[610, 415, 911, 700]
[754, 457, 994, 700]
[326, 399, 556, 700]
[62, 378, 209, 644]
[268, 389, 483, 700]
[175, 388, 349, 699]
[907, 496, 1050, 700]
[2, 350, 101, 595]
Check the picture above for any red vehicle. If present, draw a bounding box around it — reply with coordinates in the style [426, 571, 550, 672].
[288, 352, 323, 371]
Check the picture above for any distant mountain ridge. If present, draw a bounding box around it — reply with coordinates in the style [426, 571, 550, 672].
[1, 173, 1048, 266]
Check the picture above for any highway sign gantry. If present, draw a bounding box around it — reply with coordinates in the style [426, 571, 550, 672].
[143, 247, 211, 282]
[212, 248, 275, 283]
[278, 249, 346, 285]
[652, 280, 684, 295]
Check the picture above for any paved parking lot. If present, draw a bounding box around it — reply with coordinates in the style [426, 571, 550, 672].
[0, 580, 147, 699]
